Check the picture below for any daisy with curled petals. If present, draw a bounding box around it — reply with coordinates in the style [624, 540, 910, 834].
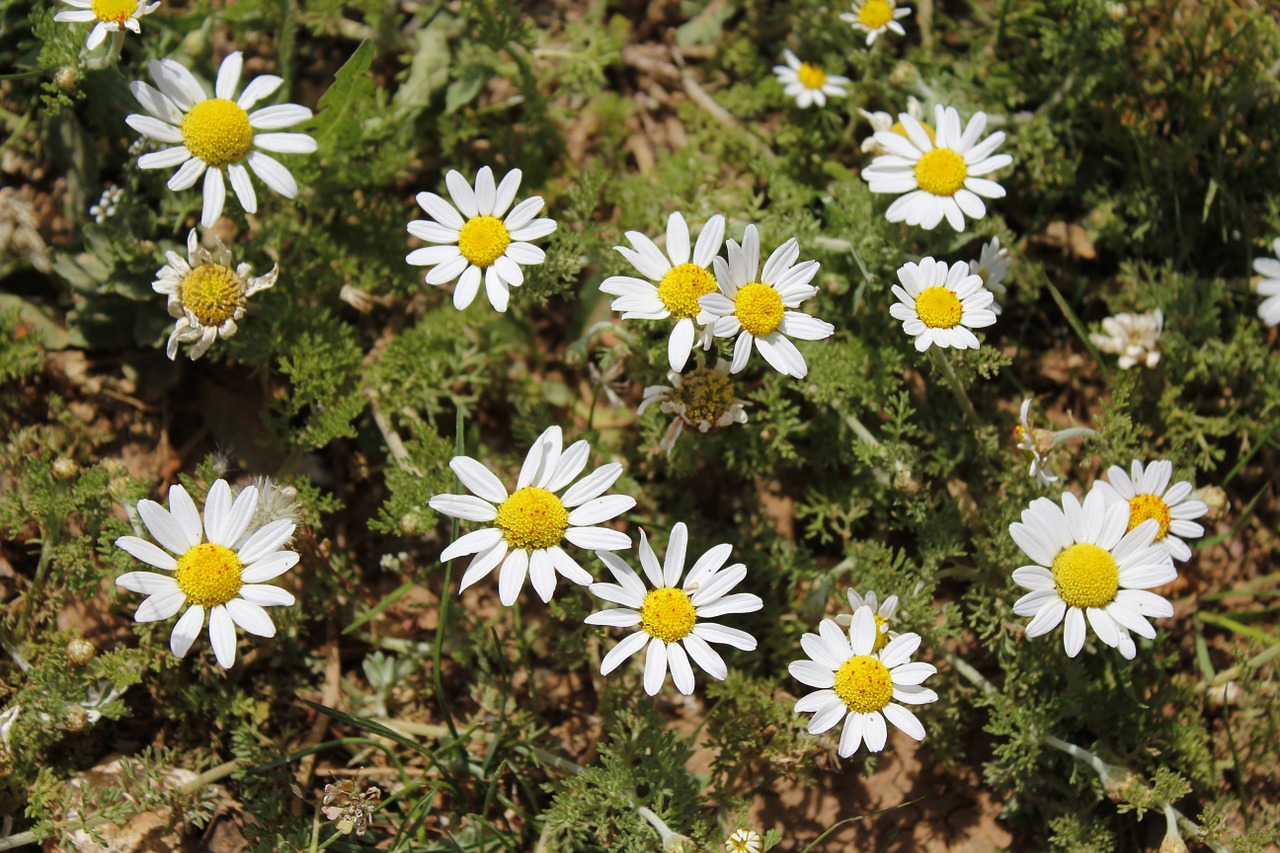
[862, 105, 1011, 232]
[1093, 460, 1208, 562]
[840, 0, 911, 46]
[600, 212, 725, 371]
[586, 523, 762, 695]
[407, 166, 556, 313]
[1014, 398, 1059, 487]
[115, 479, 299, 669]
[890, 257, 996, 351]
[55, 0, 158, 51]
[153, 228, 277, 360]
[1252, 237, 1280, 326]
[834, 589, 899, 652]
[700, 225, 835, 378]
[859, 96, 930, 155]
[969, 236, 1011, 314]
[724, 829, 763, 853]
[789, 607, 937, 757]
[638, 357, 749, 456]
[126, 51, 317, 228]
[1009, 488, 1176, 660]
[772, 50, 850, 109]
[428, 426, 634, 606]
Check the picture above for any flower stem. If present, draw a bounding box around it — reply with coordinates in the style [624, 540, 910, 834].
[432, 409, 463, 746]
[928, 347, 980, 427]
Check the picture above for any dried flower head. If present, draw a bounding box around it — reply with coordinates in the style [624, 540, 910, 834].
[322, 779, 380, 836]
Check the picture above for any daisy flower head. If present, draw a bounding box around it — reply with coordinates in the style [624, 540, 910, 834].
[1009, 487, 1177, 659]
[1015, 398, 1059, 486]
[1090, 309, 1164, 369]
[600, 211, 725, 371]
[407, 167, 556, 313]
[1093, 460, 1208, 562]
[115, 479, 299, 669]
[859, 96, 928, 154]
[638, 357, 749, 456]
[428, 426, 634, 606]
[153, 228, 277, 360]
[890, 256, 996, 351]
[840, 0, 911, 46]
[773, 50, 850, 109]
[127, 52, 315, 229]
[833, 589, 899, 653]
[586, 523, 762, 695]
[700, 225, 835, 378]
[55, 0, 158, 51]
[789, 607, 937, 757]
[724, 829, 763, 853]
[1252, 237, 1280, 326]
[862, 105, 1011, 232]
[969, 236, 1012, 314]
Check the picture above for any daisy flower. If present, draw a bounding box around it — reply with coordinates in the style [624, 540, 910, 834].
[1009, 487, 1176, 659]
[638, 357, 749, 456]
[407, 166, 556, 312]
[115, 479, 299, 669]
[600, 212, 725, 371]
[153, 228, 277, 360]
[55, 0, 158, 51]
[890, 257, 996, 351]
[772, 50, 850, 109]
[1014, 398, 1059, 487]
[724, 829, 763, 853]
[700, 225, 834, 378]
[833, 589, 899, 653]
[1093, 460, 1208, 562]
[586, 523, 762, 695]
[1253, 237, 1280, 326]
[859, 96, 929, 154]
[126, 51, 316, 228]
[840, 0, 911, 46]
[969, 236, 1011, 314]
[862, 105, 1011, 232]
[1090, 309, 1164, 369]
[429, 426, 634, 606]
[789, 607, 937, 757]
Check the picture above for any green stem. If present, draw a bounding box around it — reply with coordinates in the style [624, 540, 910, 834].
[928, 347, 979, 427]
[432, 408, 463, 744]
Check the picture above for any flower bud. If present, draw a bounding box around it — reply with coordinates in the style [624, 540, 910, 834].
[67, 638, 96, 666]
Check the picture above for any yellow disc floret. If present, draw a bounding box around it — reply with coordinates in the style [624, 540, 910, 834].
[494, 487, 568, 551]
[1127, 494, 1171, 539]
[640, 587, 697, 643]
[675, 366, 736, 427]
[915, 286, 963, 329]
[833, 655, 893, 713]
[914, 148, 968, 196]
[180, 264, 245, 326]
[871, 614, 890, 653]
[857, 0, 894, 29]
[797, 63, 827, 90]
[733, 282, 785, 337]
[181, 99, 254, 168]
[1052, 543, 1120, 609]
[891, 120, 937, 144]
[457, 215, 511, 268]
[175, 543, 243, 607]
[92, 0, 136, 24]
[657, 263, 717, 320]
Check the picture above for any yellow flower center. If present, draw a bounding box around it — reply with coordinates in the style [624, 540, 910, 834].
[175, 543, 243, 607]
[92, 0, 136, 24]
[457, 215, 511, 268]
[1052, 543, 1120, 609]
[180, 264, 245, 326]
[494, 487, 568, 551]
[833, 655, 893, 713]
[871, 614, 890, 653]
[674, 366, 737, 427]
[914, 148, 968, 196]
[657, 262, 717, 320]
[640, 587, 697, 643]
[733, 282, 785, 337]
[1127, 494, 1171, 539]
[180, 98, 254, 168]
[915, 286, 963, 329]
[857, 0, 895, 29]
[797, 63, 827, 90]
[891, 120, 937, 144]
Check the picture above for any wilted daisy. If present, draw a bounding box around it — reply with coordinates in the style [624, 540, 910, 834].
[638, 357, 748, 455]
[1252, 237, 1280, 326]
[890, 257, 996, 351]
[407, 167, 556, 313]
[115, 479, 299, 669]
[127, 52, 316, 228]
[586, 523, 762, 695]
[789, 607, 937, 757]
[772, 50, 849, 109]
[862, 105, 1011, 231]
[1014, 398, 1060, 487]
[859, 96, 929, 154]
[1090, 309, 1164, 369]
[1093, 460, 1208, 562]
[152, 228, 277, 360]
[429, 426, 634, 606]
[969, 236, 1011, 314]
[840, 0, 911, 45]
[55, 0, 158, 51]
[834, 589, 899, 652]
[724, 829, 763, 853]
[1009, 488, 1176, 659]
[700, 225, 834, 378]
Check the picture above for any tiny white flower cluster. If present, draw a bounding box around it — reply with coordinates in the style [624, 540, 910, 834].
[1090, 309, 1164, 369]
[89, 184, 123, 223]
